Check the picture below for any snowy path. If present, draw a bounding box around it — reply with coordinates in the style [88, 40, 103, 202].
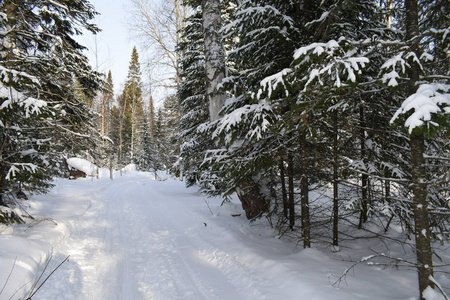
[30, 173, 292, 300]
[18, 171, 425, 300]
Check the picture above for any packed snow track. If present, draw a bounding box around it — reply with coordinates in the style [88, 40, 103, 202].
[29, 172, 296, 300]
[9, 171, 424, 300]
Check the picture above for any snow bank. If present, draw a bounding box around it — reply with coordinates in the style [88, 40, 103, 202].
[0, 220, 68, 299]
[0, 235, 51, 299]
[66, 157, 98, 176]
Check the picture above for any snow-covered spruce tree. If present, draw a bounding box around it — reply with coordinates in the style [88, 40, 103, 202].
[100, 71, 114, 137]
[119, 47, 145, 167]
[178, 4, 210, 186]
[296, 0, 415, 234]
[257, 0, 415, 248]
[203, 0, 306, 220]
[178, 0, 237, 191]
[0, 0, 102, 223]
[384, 0, 450, 297]
[109, 97, 123, 169]
[82, 70, 115, 173]
[137, 109, 159, 173]
[160, 95, 182, 175]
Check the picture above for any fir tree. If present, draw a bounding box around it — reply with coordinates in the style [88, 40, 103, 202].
[118, 47, 144, 166]
[178, 4, 209, 186]
[0, 0, 102, 223]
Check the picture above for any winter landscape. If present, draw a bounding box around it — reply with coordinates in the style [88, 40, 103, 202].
[0, 0, 449, 299]
[0, 168, 447, 300]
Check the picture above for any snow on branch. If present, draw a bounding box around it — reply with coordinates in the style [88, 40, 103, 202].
[213, 102, 274, 144]
[0, 84, 48, 118]
[258, 68, 292, 99]
[258, 39, 370, 100]
[294, 40, 369, 91]
[5, 163, 39, 180]
[380, 51, 424, 87]
[390, 83, 450, 134]
[0, 66, 41, 86]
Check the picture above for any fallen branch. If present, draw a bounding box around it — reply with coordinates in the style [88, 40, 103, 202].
[332, 249, 417, 287]
[25, 218, 58, 231]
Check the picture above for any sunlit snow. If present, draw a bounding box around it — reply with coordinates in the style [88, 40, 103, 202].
[1, 171, 448, 299]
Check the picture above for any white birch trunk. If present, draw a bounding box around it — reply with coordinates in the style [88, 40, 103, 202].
[202, 0, 227, 121]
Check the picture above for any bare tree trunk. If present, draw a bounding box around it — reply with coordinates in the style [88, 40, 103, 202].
[0, 169, 6, 207]
[236, 180, 267, 219]
[300, 175, 310, 248]
[332, 110, 339, 247]
[410, 134, 434, 298]
[386, 0, 395, 28]
[405, 0, 434, 297]
[288, 155, 295, 230]
[279, 159, 288, 219]
[359, 105, 369, 228]
[202, 0, 227, 121]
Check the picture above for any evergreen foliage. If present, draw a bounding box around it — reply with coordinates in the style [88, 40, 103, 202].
[0, 0, 102, 223]
[114, 47, 145, 168]
[177, 0, 449, 297]
[178, 5, 209, 186]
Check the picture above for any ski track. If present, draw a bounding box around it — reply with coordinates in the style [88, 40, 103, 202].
[34, 174, 275, 300]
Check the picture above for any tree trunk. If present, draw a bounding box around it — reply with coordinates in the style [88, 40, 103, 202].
[300, 175, 310, 248]
[405, 0, 434, 297]
[236, 180, 267, 220]
[288, 155, 295, 230]
[410, 134, 434, 298]
[359, 105, 369, 228]
[202, 0, 227, 121]
[332, 110, 339, 247]
[0, 169, 6, 207]
[279, 159, 288, 219]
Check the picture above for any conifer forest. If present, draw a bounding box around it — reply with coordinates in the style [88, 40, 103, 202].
[0, 0, 449, 299]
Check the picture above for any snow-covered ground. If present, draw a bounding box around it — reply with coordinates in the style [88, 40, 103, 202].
[1, 170, 449, 299]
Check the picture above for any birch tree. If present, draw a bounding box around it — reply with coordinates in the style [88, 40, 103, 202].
[129, 0, 189, 89]
[201, 0, 227, 121]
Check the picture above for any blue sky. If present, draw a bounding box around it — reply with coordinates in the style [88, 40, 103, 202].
[77, 0, 173, 107]
[78, 0, 135, 94]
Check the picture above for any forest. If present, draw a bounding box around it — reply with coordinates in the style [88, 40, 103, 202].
[0, 0, 449, 299]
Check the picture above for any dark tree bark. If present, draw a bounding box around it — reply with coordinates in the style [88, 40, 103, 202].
[332, 110, 339, 247]
[236, 181, 267, 219]
[300, 175, 310, 248]
[279, 159, 288, 219]
[359, 105, 369, 228]
[410, 134, 434, 298]
[405, 0, 434, 297]
[288, 155, 295, 230]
